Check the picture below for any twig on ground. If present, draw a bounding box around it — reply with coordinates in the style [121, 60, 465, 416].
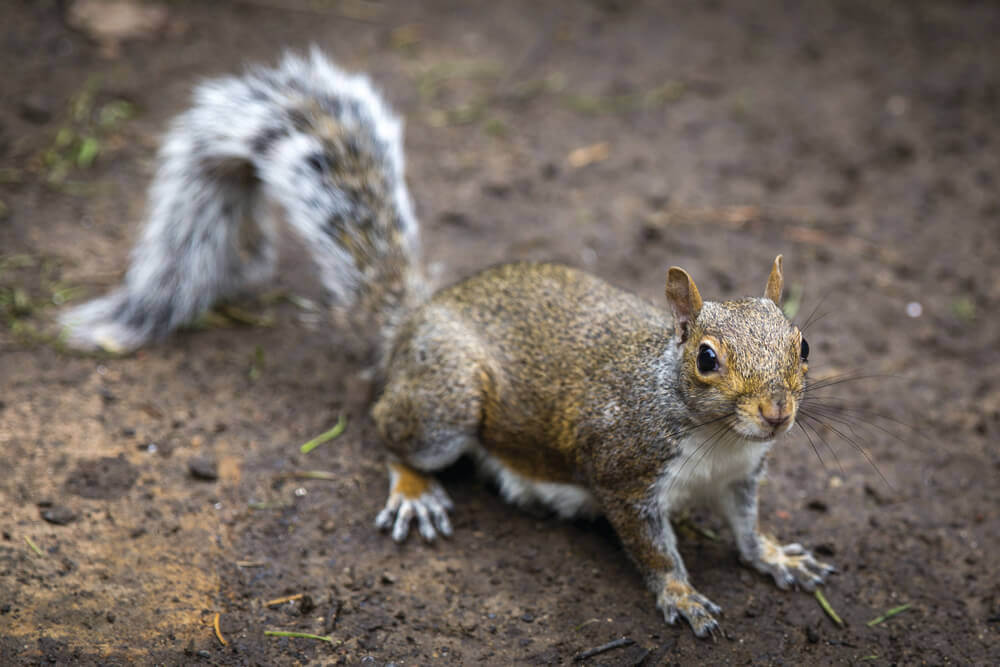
[25, 536, 43, 557]
[300, 415, 347, 454]
[265, 593, 305, 607]
[815, 589, 844, 626]
[572, 618, 601, 632]
[574, 637, 635, 661]
[867, 603, 911, 627]
[324, 598, 343, 634]
[278, 470, 339, 481]
[213, 612, 228, 646]
[264, 630, 337, 643]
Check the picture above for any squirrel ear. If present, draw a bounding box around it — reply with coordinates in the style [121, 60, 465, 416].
[665, 267, 703, 343]
[764, 254, 784, 306]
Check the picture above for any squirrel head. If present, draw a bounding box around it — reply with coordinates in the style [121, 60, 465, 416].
[665, 255, 808, 441]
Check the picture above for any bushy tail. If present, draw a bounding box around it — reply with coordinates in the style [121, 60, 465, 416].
[60, 49, 426, 354]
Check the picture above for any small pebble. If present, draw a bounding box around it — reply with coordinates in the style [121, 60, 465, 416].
[815, 543, 836, 557]
[521, 613, 534, 623]
[886, 95, 909, 117]
[906, 301, 922, 318]
[19, 94, 52, 124]
[297, 594, 316, 615]
[187, 457, 218, 481]
[40, 506, 78, 526]
[806, 499, 828, 513]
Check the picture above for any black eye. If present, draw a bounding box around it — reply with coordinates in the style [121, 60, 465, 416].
[800, 337, 810, 361]
[696, 344, 719, 373]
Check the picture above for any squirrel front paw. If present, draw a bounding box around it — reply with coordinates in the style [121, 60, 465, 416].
[657, 576, 722, 638]
[375, 463, 454, 542]
[746, 536, 835, 591]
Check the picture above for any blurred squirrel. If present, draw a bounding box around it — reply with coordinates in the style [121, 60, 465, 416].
[61, 50, 833, 636]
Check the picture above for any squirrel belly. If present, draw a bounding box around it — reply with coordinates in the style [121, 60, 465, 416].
[474, 447, 601, 519]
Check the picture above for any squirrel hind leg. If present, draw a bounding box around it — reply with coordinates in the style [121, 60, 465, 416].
[372, 333, 486, 471]
[372, 364, 485, 541]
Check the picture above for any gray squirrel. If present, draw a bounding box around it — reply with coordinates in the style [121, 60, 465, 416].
[60, 50, 833, 637]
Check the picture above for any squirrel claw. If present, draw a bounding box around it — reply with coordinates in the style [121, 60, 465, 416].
[375, 485, 454, 543]
[657, 578, 722, 638]
[750, 537, 835, 591]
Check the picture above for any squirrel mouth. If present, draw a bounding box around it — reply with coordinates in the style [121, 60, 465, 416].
[763, 418, 794, 440]
[737, 419, 793, 442]
[732, 425, 776, 442]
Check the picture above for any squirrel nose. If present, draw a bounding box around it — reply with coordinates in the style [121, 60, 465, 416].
[759, 404, 789, 427]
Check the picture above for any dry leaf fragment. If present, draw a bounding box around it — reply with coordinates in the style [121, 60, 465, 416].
[567, 142, 610, 168]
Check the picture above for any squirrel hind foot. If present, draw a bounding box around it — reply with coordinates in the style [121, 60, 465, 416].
[375, 462, 454, 542]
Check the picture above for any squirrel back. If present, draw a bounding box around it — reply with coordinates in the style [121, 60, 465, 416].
[60, 49, 426, 355]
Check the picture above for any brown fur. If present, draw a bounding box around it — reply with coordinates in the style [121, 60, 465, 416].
[371, 257, 831, 636]
[388, 462, 432, 497]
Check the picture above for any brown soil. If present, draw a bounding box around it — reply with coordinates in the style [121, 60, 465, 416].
[2, 1, 998, 664]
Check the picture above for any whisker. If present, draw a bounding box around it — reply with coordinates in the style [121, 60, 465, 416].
[665, 417, 735, 495]
[800, 310, 831, 332]
[689, 426, 738, 477]
[800, 403, 909, 445]
[670, 420, 732, 484]
[678, 427, 741, 495]
[797, 290, 832, 332]
[804, 372, 895, 393]
[799, 417, 845, 475]
[800, 404, 864, 438]
[799, 398, 923, 437]
[662, 413, 737, 441]
[798, 412, 893, 491]
[796, 420, 831, 473]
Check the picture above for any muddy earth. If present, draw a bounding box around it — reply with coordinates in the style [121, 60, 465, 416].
[2, 1, 998, 664]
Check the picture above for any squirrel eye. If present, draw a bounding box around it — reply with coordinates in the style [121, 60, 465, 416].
[696, 344, 719, 373]
[800, 337, 810, 361]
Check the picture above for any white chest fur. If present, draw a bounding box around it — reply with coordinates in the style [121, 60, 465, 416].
[653, 430, 774, 515]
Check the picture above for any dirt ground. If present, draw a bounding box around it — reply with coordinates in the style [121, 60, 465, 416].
[2, 0, 998, 664]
